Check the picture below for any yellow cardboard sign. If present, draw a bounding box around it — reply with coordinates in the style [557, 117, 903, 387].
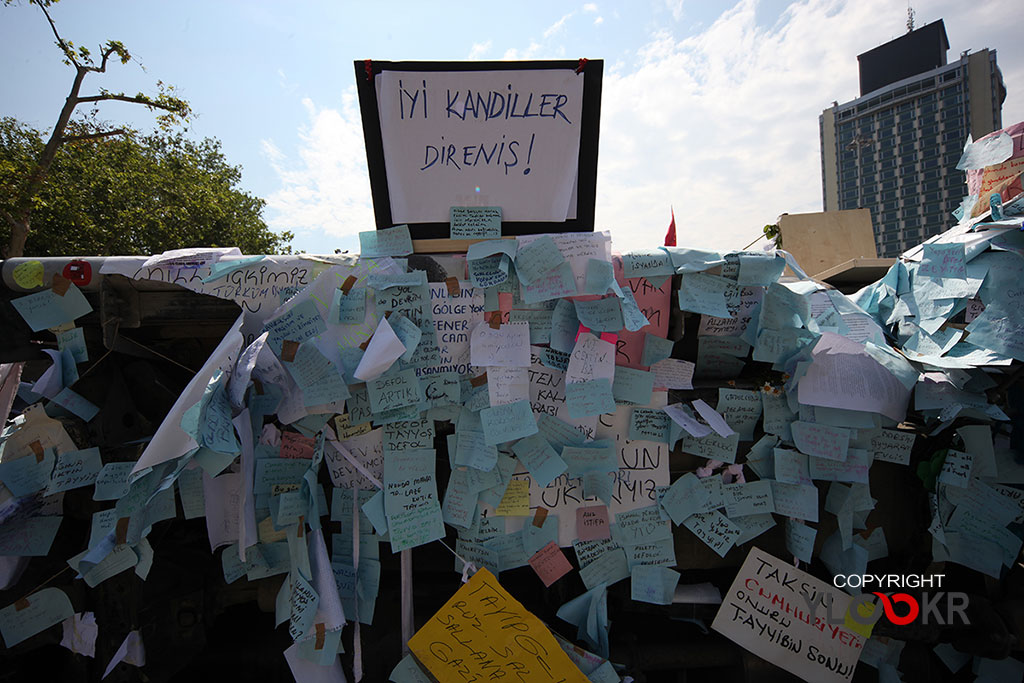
[408, 568, 589, 683]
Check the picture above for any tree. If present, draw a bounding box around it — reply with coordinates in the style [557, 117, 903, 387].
[0, 117, 292, 255]
[2, 0, 195, 257]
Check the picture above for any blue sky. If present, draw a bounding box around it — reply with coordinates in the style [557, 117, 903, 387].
[2, 0, 1021, 255]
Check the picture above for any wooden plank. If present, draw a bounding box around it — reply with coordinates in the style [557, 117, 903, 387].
[412, 236, 515, 254]
[778, 209, 877, 277]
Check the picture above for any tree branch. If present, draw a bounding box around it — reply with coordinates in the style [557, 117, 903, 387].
[61, 128, 128, 143]
[75, 93, 183, 113]
[37, 1, 78, 67]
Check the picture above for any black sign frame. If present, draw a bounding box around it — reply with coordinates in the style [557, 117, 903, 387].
[354, 59, 603, 240]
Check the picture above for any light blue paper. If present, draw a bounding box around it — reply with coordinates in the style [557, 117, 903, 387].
[677, 273, 734, 318]
[631, 565, 680, 605]
[10, 283, 92, 332]
[51, 387, 99, 422]
[45, 446, 102, 494]
[521, 261, 577, 304]
[330, 287, 367, 325]
[515, 235, 566, 285]
[612, 367, 654, 405]
[0, 450, 55, 496]
[479, 400, 538, 446]
[366, 369, 422, 413]
[0, 587, 74, 647]
[627, 407, 670, 442]
[566, 378, 616, 419]
[511, 433, 567, 488]
[359, 225, 413, 257]
[575, 297, 624, 332]
[641, 334, 674, 367]
[622, 249, 674, 280]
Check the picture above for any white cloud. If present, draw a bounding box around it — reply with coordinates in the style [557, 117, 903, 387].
[594, 16, 604, 25]
[583, 3, 599, 12]
[261, 91, 373, 253]
[543, 12, 574, 39]
[468, 40, 492, 60]
[666, 0, 684, 22]
[595, 0, 923, 253]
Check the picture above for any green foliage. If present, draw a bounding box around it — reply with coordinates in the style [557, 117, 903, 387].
[0, 117, 292, 255]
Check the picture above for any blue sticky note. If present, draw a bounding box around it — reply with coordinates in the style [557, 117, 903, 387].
[51, 387, 99, 422]
[10, 283, 93, 332]
[45, 446, 102, 494]
[620, 286, 651, 332]
[562, 442, 617, 478]
[583, 258, 621, 296]
[0, 587, 74, 647]
[582, 471, 614, 505]
[361, 490, 389, 536]
[631, 565, 680, 605]
[785, 519, 817, 563]
[0, 515, 62, 557]
[468, 253, 509, 289]
[628, 408, 671, 442]
[511, 433, 567, 488]
[737, 252, 786, 286]
[919, 243, 967, 280]
[450, 206, 502, 239]
[283, 341, 334, 388]
[660, 472, 709, 524]
[515, 235, 565, 285]
[93, 461, 135, 501]
[537, 413, 588, 448]
[330, 287, 367, 325]
[566, 378, 616, 419]
[56, 326, 88, 363]
[677, 273, 734, 318]
[549, 299, 581, 354]
[264, 299, 327, 354]
[390, 315, 423, 362]
[0, 449, 55, 496]
[574, 297, 624, 332]
[454, 429, 499, 471]
[579, 547, 630, 590]
[641, 334, 674, 367]
[613, 367, 654, 405]
[479, 400, 538, 446]
[366, 369, 422, 413]
[521, 261, 577, 304]
[623, 249, 674, 280]
[359, 224, 413, 257]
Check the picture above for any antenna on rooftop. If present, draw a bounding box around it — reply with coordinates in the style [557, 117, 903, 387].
[906, 3, 915, 32]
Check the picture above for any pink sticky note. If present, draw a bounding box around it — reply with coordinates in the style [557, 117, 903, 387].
[574, 323, 591, 342]
[599, 332, 618, 345]
[279, 431, 314, 459]
[576, 505, 611, 542]
[528, 541, 573, 587]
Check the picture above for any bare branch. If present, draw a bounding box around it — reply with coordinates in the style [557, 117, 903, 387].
[37, 1, 78, 67]
[61, 128, 128, 143]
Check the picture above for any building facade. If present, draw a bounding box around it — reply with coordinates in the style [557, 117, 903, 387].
[820, 20, 1006, 257]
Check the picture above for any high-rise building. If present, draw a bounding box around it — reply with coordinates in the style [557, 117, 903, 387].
[820, 19, 1006, 257]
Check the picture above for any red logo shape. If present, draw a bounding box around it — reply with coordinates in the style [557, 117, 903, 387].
[62, 260, 92, 286]
[872, 592, 920, 625]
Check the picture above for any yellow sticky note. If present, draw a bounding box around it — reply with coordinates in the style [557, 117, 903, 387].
[408, 568, 589, 683]
[12, 260, 44, 289]
[494, 479, 529, 516]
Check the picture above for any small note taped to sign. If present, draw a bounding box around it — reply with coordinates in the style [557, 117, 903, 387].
[711, 547, 865, 683]
[408, 567, 589, 683]
[450, 206, 502, 239]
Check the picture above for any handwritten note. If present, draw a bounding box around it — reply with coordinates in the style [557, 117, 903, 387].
[359, 225, 413, 257]
[919, 243, 967, 280]
[470, 321, 530, 367]
[45, 447, 102, 495]
[576, 505, 611, 541]
[0, 588, 75, 647]
[528, 541, 573, 587]
[712, 547, 864, 683]
[516, 235, 567, 285]
[480, 400, 538, 445]
[450, 206, 502, 238]
[408, 568, 588, 683]
[791, 421, 850, 462]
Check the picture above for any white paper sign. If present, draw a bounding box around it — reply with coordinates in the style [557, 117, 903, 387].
[375, 69, 584, 223]
[712, 547, 865, 683]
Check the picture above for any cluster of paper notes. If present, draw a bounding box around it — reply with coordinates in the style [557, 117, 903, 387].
[3, 186, 1024, 683]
